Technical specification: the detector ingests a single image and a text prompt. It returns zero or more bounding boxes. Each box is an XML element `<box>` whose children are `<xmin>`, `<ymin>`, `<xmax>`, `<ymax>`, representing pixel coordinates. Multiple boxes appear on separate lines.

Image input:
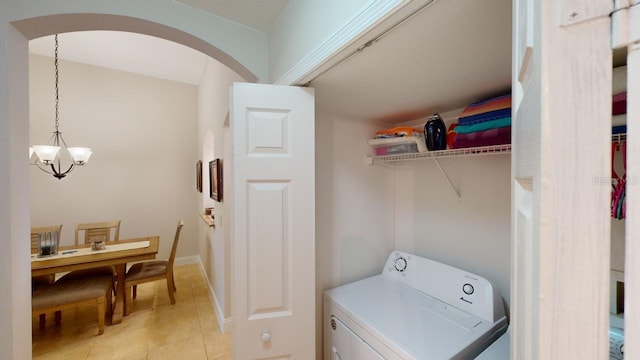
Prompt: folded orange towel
<box><xmin>375</xmin><ymin>126</ymin><xmax>423</xmax><ymax>138</ymax></box>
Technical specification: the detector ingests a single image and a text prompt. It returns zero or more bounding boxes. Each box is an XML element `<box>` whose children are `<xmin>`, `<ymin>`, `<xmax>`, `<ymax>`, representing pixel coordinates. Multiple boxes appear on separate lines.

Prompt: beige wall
<box><xmin>197</xmin><ymin>57</ymin><xmax>243</xmax><ymax>331</ymax></box>
<box><xmin>314</xmin><ymin>113</ymin><xmax>396</xmax><ymax>357</ymax></box>
<box><xmin>29</xmin><ymin>54</ymin><xmax>199</xmax><ymax>260</ymax></box>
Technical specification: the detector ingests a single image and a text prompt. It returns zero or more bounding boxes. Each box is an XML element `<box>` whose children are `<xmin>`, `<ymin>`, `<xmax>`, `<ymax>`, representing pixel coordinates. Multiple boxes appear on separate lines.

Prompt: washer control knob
<box><xmin>462</xmin><ymin>283</ymin><xmax>474</xmax><ymax>295</ymax></box>
<box><xmin>394</xmin><ymin>257</ymin><xmax>408</xmax><ymax>272</ymax></box>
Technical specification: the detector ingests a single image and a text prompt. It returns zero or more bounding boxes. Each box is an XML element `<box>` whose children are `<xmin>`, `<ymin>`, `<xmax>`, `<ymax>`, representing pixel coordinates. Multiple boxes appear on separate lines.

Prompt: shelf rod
<box><xmin>433</xmin><ymin>158</ymin><xmax>461</xmax><ymax>198</ymax></box>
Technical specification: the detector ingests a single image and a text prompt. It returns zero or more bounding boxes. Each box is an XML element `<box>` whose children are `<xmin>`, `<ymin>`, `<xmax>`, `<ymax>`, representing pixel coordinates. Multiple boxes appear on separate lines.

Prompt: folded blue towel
<box><xmin>454</xmin><ymin>117</ymin><xmax>512</xmax><ymax>134</ymax></box>
<box><xmin>458</xmin><ymin>108</ymin><xmax>512</xmax><ymax>126</ymax></box>
<box><xmin>612</xmin><ymin>125</ymin><xmax>627</xmax><ymax>134</ymax></box>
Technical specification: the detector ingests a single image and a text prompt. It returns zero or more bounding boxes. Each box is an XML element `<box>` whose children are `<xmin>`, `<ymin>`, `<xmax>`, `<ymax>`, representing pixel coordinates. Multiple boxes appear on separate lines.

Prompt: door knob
<box><xmin>262</xmin><ymin>330</ymin><xmax>271</xmax><ymax>342</ymax></box>
<box><xmin>332</xmin><ymin>346</ymin><xmax>341</xmax><ymax>360</ymax></box>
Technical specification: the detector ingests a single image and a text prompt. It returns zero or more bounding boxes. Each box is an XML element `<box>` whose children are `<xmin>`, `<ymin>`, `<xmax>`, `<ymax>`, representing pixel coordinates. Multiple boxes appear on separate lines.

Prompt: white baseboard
<box><xmin>192</xmin><ymin>256</ymin><xmax>233</xmax><ymax>333</ymax></box>
<box><xmin>174</xmin><ymin>255</ymin><xmax>199</xmax><ymax>267</ymax></box>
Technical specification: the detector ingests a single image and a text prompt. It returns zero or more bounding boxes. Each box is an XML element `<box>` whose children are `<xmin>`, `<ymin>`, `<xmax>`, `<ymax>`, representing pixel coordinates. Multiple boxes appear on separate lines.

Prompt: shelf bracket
<box><xmin>433</xmin><ymin>158</ymin><xmax>461</xmax><ymax>198</ymax></box>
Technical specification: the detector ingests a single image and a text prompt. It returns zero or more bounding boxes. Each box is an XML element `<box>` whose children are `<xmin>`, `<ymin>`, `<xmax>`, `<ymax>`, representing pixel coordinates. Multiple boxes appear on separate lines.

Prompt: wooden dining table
<box><xmin>31</xmin><ymin>236</ymin><xmax>159</xmax><ymax>324</ymax></box>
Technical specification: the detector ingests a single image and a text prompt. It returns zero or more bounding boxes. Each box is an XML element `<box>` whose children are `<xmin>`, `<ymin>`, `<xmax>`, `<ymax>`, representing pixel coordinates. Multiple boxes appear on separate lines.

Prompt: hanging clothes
<box><xmin>611</xmin><ymin>140</ymin><xmax>626</xmax><ymax>219</ymax></box>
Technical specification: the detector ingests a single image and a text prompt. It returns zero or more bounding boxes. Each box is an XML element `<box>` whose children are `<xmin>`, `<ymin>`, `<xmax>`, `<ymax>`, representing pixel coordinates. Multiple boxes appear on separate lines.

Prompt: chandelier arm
<box><xmin>51</xmin><ymin>157</ymin><xmax>74</xmax><ymax>179</ymax></box>
<box><xmin>58</xmin><ymin>163</ymin><xmax>74</xmax><ymax>176</ymax></box>
<box><xmin>32</xmin><ymin>155</ymin><xmax>76</xmax><ymax>179</ymax></box>
<box><xmin>32</xmin><ymin>158</ymin><xmax>74</xmax><ymax>178</ymax></box>
<box><xmin>46</xmin><ymin>132</ymin><xmax>57</xmax><ymax>144</ymax></box>
<box><xmin>34</xmin><ymin>162</ymin><xmax>55</xmax><ymax>176</ymax></box>
<box><xmin>56</xmin><ymin>131</ymin><xmax>68</xmax><ymax>148</ymax></box>
<box><xmin>52</xmin><ymin>164</ymin><xmax>74</xmax><ymax>179</ymax></box>
<box><xmin>32</xmin><ymin>160</ymin><xmax>73</xmax><ymax>179</ymax></box>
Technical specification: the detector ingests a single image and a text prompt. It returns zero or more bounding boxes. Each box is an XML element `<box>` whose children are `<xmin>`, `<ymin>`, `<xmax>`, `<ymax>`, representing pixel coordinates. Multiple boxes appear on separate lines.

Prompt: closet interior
<box><xmin>610</xmin><ymin>56</ymin><xmax>628</xmax><ymax>334</ymax></box>
<box><xmin>316</xmin><ymin>0</ymin><xmax>514</xmax><ymax>314</ymax></box>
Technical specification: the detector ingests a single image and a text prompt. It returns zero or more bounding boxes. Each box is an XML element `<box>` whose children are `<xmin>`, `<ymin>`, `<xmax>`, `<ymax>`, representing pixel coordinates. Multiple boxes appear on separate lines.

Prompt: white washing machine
<box><xmin>476</xmin><ymin>314</ymin><xmax>625</xmax><ymax>359</ymax></box>
<box><xmin>475</xmin><ymin>327</ymin><xmax>509</xmax><ymax>359</ymax></box>
<box><xmin>324</xmin><ymin>251</ymin><xmax>508</xmax><ymax>359</ymax></box>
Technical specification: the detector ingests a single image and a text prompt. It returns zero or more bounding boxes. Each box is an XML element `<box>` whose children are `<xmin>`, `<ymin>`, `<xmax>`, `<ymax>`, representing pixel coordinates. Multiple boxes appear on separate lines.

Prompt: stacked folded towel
<box><xmin>612</xmin><ymin>92</ymin><xmax>627</xmax><ymax>127</ymax></box>
<box><xmin>374</xmin><ymin>126</ymin><xmax>423</xmax><ymax>139</ymax></box>
<box><xmin>613</xmin><ymin>92</ymin><xmax>626</xmax><ymax>116</ymax></box>
<box><xmin>449</xmin><ymin>94</ymin><xmax>512</xmax><ymax>149</ymax></box>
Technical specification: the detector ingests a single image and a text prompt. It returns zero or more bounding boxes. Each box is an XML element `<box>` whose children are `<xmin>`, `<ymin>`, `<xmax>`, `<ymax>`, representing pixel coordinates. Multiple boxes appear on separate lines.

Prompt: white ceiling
<box><xmin>28</xmin><ymin>0</ymin><xmax>513</xmax><ymax>124</ymax></box>
<box><xmin>310</xmin><ymin>0</ymin><xmax>512</xmax><ymax>123</ymax></box>
<box><xmin>28</xmin><ymin>0</ymin><xmax>289</xmax><ymax>86</ymax></box>
<box><xmin>30</xmin><ymin>31</ymin><xmax>209</xmax><ymax>85</ymax></box>
<box><xmin>173</xmin><ymin>0</ymin><xmax>289</xmax><ymax>32</ymax></box>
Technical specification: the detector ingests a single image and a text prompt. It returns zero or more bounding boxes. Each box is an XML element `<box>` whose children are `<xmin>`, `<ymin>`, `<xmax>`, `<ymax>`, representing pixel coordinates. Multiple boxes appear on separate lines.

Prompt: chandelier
<box><xmin>30</xmin><ymin>34</ymin><xmax>92</xmax><ymax>179</ymax></box>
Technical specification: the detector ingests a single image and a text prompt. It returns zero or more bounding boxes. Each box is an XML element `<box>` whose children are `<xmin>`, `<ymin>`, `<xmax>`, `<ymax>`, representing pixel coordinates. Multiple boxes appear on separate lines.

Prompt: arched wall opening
<box><xmin>2</xmin><ymin>12</ymin><xmax>258</xmax><ymax>358</ymax></box>
<box><xmin>12</xmin><ymin>13</ymin><xmax>259</xmax><ymax>83</ymax></box>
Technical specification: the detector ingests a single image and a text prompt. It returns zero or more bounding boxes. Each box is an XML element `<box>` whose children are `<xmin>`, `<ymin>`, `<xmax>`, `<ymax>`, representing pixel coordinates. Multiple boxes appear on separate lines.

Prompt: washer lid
<box><xmin>325</xmin><ymin>275</ymin><xmax>507</xmax><ymax>359</ymax></box>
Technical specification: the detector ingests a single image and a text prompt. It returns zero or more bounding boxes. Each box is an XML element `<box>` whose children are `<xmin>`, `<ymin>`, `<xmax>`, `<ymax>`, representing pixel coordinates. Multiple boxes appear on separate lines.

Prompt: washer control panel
<box><xmin>383</xmin><ymin>251</ymin><xmax>504</xmax><ymax>323</ymax></box>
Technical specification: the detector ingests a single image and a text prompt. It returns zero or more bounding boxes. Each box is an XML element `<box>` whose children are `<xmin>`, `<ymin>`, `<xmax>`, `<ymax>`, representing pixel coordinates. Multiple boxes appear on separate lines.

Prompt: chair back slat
<box><xmin>75</xmin><ymin>221</ymin><xmax>121</xmax><ymax>245</ymax></box>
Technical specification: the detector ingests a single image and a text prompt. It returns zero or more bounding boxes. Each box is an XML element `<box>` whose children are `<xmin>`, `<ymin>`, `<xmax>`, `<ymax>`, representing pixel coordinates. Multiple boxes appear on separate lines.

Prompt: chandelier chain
<box><xmin>54</xmin><ymin>34</ymin><xmax>60</xmax><ymax>134</ymax></box>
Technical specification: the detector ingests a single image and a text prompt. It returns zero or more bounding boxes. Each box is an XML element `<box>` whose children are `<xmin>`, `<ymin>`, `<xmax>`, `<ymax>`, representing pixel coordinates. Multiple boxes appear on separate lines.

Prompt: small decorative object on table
<box><xmin>37</xmin><ymin>232</ymin><xmax>58</xmax><ymax>257</ymax></box>
<box><xmin>90</xmin><ymin>236</ymin><xmax>106</xmax><ymax>251</ymax></box>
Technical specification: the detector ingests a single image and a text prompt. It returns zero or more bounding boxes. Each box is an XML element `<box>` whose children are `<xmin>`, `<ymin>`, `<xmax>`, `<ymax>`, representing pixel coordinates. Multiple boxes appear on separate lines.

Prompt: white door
<box><xmin>626</xmin><ymin>42</ymin><xmax>640</xmax><ymax>360</ymax></box>
<box><xmin>613</xmin><ymin>2</ymin><xmax>640</xmax><ymax>357</ymax></box>
<box><xmin>230</xmin><ymin>82</ymin><xmax>315</xmax><ymax>359</ymax></box>
<box><xmin>511</xmin><ymin>0</ymin><xmax>611</xmax><ymax>359</ymax></box>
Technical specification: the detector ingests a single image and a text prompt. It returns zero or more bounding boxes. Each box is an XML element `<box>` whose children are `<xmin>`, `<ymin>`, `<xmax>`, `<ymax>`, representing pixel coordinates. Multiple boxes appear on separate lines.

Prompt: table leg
<box><xmin>112</xmin><ymin>263</ymin><xmax>126</xmax><ymax>324</ymax></box>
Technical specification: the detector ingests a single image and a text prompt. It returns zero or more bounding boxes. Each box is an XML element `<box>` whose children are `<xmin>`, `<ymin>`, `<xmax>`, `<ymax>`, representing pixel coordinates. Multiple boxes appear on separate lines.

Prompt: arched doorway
<box><xmin>12</xmin><ymin>13</ymin><xmax>259</xmax><ymax>83</ymax></box>
<box><xmin>1</xmin><ymin>9</ymin><xmax>260</xmax><ymax>358</ymax></box>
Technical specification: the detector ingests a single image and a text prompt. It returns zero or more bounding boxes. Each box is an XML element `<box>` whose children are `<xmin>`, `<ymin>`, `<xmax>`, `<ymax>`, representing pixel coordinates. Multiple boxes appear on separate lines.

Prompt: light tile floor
<box><xmin>32</xmin><ymin>264</ymin><xmax>232</xmax><ymax>360</ymax></box>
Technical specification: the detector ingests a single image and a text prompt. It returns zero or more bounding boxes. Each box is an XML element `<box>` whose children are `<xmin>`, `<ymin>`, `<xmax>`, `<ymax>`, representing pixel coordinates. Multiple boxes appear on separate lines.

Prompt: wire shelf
<box><xmin>368</xmin><ymin>144</ymin><xmax>512</xmax><ymax>165</ymax></box>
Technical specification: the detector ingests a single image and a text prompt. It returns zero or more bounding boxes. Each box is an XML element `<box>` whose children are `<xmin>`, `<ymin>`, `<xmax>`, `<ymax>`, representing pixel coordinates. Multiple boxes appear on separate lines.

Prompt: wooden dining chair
<box><xmin>65</xmin><ymin>220</ymin><xmax>122</xmax><ymax>281</ymax></box>
<box><xmin>75</xmin><ymin>220</ymin><xmax>121</xmax><ymax>245</ymax></box>
<box><xmin>30</xmin><ymin>224</ymin><xmax>63</xmax><ymax>255</ymax></box>
<box><xmin>124</xmin><ymin>220</ymin><xmax>184</xmax><ymax>315</ymax></box>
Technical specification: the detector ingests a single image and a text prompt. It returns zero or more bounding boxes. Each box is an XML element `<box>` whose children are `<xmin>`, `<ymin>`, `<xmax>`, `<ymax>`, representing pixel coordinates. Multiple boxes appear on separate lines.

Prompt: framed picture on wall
<box><xmin>209</xmin><ymin>159</ymin><xmax>223</xmax><ymax>202</ymax></box>
<box><xmin>196</xmin><ymin>160</ymin><xmax>203</xmax><ymax>193</ymax></box>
